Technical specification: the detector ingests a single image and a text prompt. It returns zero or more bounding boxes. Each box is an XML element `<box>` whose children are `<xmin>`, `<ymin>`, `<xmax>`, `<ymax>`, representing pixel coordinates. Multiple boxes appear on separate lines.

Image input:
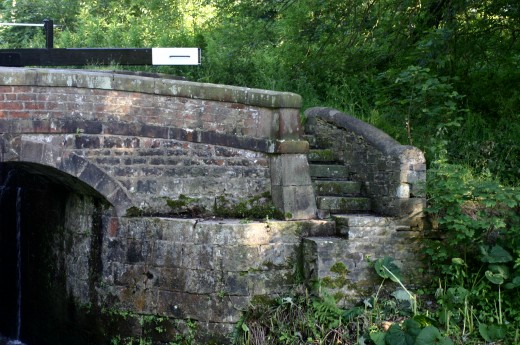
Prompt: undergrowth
<box><xmin>233</xmin><ymin>255</ymin><xmax>520</xmax><ymax>344</ymax></box>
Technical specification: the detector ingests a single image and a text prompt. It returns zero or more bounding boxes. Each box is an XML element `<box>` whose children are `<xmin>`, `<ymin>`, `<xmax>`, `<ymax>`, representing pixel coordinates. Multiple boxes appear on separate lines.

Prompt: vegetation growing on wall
<box><xmin>213</xmin><ymin>192</ymin><xmax>285</xmax><ymax>220</ymax></box>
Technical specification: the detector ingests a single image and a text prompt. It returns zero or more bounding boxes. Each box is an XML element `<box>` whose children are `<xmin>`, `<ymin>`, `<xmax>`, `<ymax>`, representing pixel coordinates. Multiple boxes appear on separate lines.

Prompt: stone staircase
<box><xmin>303</xmin><ymin>139</ymin><xmax>419</xmax><ymax>305</ymax></box>
<box><xmin>300</xmin><ymin>108</ymin><xmax>426</xmax><ymax>306</ymax></box>
<box><xmin>306</xmin><ymin>145</ymin><xmax>372</xmax><ymax>218</ymax></box>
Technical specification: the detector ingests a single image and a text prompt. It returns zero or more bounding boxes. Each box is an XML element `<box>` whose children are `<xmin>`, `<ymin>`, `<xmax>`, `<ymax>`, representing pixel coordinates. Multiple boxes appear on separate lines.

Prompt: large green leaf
<box><xmin>370</xmin><ymin>331</ymin><xmax>386</xmax><ymax>345</ymax></box>
<box><xmin>374</xmin><ymin>257</ymin><xmax>402</xmax><ymax>283</ymax></box>
<box><xmin>415</xmin><ymin>326</ymin><xmax>454</xmax><ymax>345</ymax></box>
<box><xmin>485</xmin><ymin>265</ymin><xmax>510</xmax><ymax>285</ymax></box>
<box><xmin>480</xmin><ymin>245</ymin><xmax>513</xmax><ymax>263</ymax></box>
<box><xmin>385</xmin><ymin>323</ymin><xmax>413</xmax><ymax>345</ymax></box>
<box><xmin>479</xmin><ymin>323</ymin><xmax>507</xmax><ymax>342</ymax></box>
<box><xmin>402</xmin><ymin>319</ymin><xmax>422</xmax><ymax>339</ymax></box>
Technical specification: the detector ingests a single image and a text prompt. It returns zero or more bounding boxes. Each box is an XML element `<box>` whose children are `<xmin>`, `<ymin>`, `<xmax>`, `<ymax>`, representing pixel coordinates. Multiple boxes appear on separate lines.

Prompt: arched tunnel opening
<box><xmin>0</xmin><ymin>162</ymin><xmax>112</xmax><ymax>344</ymax></box>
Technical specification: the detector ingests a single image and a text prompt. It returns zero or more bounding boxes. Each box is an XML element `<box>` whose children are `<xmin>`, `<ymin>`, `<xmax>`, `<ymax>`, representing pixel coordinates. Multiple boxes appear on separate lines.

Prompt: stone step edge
<box><xmin>332</xmin><ymin>214</ymin><xmax>412</xmax><ymax>237</ymax></box>
<box><xmin>313</xmin><ymin>180</ymin><xmax>362</xmax><ymax>197</ymax></box>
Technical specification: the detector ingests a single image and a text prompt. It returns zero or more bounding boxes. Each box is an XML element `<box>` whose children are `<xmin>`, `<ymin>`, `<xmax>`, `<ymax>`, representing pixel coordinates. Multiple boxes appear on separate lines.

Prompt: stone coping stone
<box><xmin>0</xmin><ymin>67</ymin><xmax>302</xmax><ymax>109</ymax></box>
<box><xmin>305</xmin><ymin>107</ymin><xmax>424</xmax><ymax>163</ymax></box>
<box><xmin>121</xmin><ymin>217</ymin><xmax>336</xmax><ymax>244</ymax></box>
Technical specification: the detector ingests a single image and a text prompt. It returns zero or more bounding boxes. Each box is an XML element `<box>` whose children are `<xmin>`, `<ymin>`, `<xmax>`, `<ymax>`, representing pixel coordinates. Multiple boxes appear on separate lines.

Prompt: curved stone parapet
<box><xmin>305</xmin><ymin>107</ymin><xmax>426</xmax><ymax>226</ymax></box>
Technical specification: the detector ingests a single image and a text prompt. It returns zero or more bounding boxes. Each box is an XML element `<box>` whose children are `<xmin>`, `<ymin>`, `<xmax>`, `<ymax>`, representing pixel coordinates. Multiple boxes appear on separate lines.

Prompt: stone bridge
<box><xmin>0</xmin><ymin>67</ymin><xmax>425</xmax><ymax>344</ymax></box>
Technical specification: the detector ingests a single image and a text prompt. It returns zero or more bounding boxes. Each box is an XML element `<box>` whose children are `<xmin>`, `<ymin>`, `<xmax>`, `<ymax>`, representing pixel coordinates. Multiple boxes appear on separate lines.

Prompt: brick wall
<box><xmin>0</xmin><ymin>67</ymin><xmax>316</xmax><ymax>219</ymax></box>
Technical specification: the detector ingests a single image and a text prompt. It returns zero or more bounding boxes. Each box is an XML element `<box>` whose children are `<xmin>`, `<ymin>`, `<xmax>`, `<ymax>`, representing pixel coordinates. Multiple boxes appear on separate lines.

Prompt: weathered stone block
<box><xmin>248</xmin><ymin>269</ymin><xmax>295</xmax><ymax>295</ymax></box>
<box><xmin>278</xmin><ymin>108</ymin><xmax>302</xmax><ymax>140</ymax></box>
<box><xmin>181</xmin><ymin>244</ymin><xmax>217</xmax><ymax>270</ymax></box>
<box><xmin>154</xmin><ymin>267</ymin><xmax>186</xmax><ymax>292</ymax></box>
<box><xmin>270</xmin><ymin>154</ymin><xmax>313</xmax><ymax>186</ymax></box>
<box><xmin>314</xmin><ymin>180</ymin><xmax>361</xmax><ymax>196</ymax></box>
<box><xmin>185</xmin><ymin>269</ymin><xmax>219</xmax><ymax>294</ymax></box>
<box><xmin>309</xmin><ymin>164</ymin><xmax>349</xmax><ymax>179</ymax></box>
<box><xmin>271</xmin><ymin>185</ymin><xmax>317</xmax><ymax>220</ymax></box>
<box><xmin>316</xmin><ymin>196</ymin><xmax>371</xmax><ymax>213</ymax></box>
<box><xmin>220</xmin><ymin>245</ymin><xmax>261</xmax><ymax>272</ymax></box>
<box><xmin>223</xmin><ymin>271</ymin><xmax>251</xmax><ymax>296</ymax></box>
<box><xmin>157</xmin><ymin>290</ymin><xmax>211</xmax><ymax>321</ymax></box>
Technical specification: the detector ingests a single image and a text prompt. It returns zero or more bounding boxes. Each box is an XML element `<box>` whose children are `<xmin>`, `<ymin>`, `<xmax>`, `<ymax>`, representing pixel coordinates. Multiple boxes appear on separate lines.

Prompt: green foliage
<box><xmin>425</xmin><ymin>162</ymin><xmax>520</xmax><ymax>342</ymax></box>
<box><xmin>375</xmin><ymin>65</ymin><xmax>466</xmax><ymax>162</ymax></box>
<box><xmin>125</xmin><ymin>206</ymin><xmax>145</xmax><ymax>217</ymax></box>
<box><xmin>100</xmin><ymin>307</ymin><xmax>197</xmax><ymax>345</ymax></box>
<box><xmin>426</xmin><ymin>162</ymin><xmax>520</xmax><ymax>270</ymax></box>
<box><xmin>165</xmin><ymin>194</ymin><xmax>205</xmax><ymax>216</ymax></box>
<box><xmin>234</xmin><ymin>258</ymin><xmax>457</xmax><ymax>345</ymax></box>
<box><xmin>213</xmin><ymin>192</ymin><xmax>284</xmax><ymax>220</ymax></box>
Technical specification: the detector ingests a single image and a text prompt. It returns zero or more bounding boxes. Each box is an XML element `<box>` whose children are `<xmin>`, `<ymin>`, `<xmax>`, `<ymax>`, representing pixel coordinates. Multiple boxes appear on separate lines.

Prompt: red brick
<box><xmin>107</xmin><ymin>217</ymin><xmax>119</xmax><ymax>239</ymax></box>
<box><xmin>16</xmin><ymin>93</ymin><xmax>36</xmax><ymax>101</ymax></box>
<box><xmin>1</xmin><ymin>101</ymin><xmax>23</xmax><ymax>111</ymax></box>
<box><xmin>9</xmin><ymin>111</ymin><xmax>30</xmax><ymax>119</ymax></box>
<box><xmin>24</xmin><ymin>102</ymin><xmax>46</xmax><ymax>110</ymax></box>
<box><xmin>0</xmin><ymin>86</ymin><xmax>14</xmax><ymax>93</ymax></box>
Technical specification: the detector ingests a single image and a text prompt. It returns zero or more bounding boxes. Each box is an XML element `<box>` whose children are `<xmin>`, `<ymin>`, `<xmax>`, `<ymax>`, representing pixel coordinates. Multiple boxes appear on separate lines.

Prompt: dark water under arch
<box><xmin>0</xmin><ymin>162</ymin><xmax>109</xmax><ymax>345</ymax></box>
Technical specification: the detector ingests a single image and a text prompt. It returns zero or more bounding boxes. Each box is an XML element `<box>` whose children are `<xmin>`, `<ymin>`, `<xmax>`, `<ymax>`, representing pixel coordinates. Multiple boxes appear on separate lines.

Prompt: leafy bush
<box><xmin>425</xmin><ymin>161</ymin><xmax>520</xmax><ymax>342</ymax></box>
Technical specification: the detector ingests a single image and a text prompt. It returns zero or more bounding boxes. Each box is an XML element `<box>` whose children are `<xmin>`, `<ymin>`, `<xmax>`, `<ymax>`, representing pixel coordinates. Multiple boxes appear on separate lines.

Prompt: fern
<box><xmin>312</xmin><ymin>294</ymin><xmax>344</xmax><ymax>329</ymax></box>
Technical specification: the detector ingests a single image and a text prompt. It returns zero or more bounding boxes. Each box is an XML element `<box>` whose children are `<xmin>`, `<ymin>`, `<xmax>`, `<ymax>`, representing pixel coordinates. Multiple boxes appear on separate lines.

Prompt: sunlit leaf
<box><xmin>374</xmin><ymin>257</ymin><xmax>402</xmax><ymax>282</ymax></box>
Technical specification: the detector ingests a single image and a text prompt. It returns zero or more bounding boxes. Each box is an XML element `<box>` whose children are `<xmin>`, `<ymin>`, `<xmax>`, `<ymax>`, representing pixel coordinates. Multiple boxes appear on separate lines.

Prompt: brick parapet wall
<box><xmin>0</xmin><ymin>90</ymin><xmax>302</xmax><ymax>154</ymax></box>
<box><xmin>0</xmin><ymin>68</ymin><xmax>316</xmax><ymax>219</ymax></box>
<box><xmin>305</xmin><ymin>107</ymin><xmax>426</xmax><ymax>226</ymax></box>
<box><xmin>0</xmin><ymin>68</ymin><xmax>304</xmax><ymax>149</ymax></box>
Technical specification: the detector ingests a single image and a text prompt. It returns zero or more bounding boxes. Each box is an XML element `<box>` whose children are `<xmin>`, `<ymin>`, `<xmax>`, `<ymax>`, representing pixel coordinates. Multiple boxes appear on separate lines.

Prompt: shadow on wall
<box><xmin>0</xmin><ymin>162</ymin><xmax>112</xmax><ymax>345</ymax></box>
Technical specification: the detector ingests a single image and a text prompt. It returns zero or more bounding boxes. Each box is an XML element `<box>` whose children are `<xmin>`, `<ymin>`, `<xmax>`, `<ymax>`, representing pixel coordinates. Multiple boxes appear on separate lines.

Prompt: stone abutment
<box><xmin>0</xmin><ymin>67</ymin><xmax>426</xmax><ymax>343</ymax></box>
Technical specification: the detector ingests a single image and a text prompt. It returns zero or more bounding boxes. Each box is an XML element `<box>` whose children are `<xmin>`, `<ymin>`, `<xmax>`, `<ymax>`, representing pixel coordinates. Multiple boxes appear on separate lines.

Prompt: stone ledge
<box><xmin>0</xmin><ymin>67</ymin><xmax>302</xmax><ymax>109</ymax></box>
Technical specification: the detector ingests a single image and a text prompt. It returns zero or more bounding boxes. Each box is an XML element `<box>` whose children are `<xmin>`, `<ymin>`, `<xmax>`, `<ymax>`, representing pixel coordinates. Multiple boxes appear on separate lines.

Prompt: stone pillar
<box><xmin>270</xmin><ymin>154</ymin><xmax>317</xmax><ymax>220</ymax></box>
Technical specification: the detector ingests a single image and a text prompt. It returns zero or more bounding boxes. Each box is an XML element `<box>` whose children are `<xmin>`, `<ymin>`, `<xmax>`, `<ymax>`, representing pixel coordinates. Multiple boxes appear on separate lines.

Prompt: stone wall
<box><xmin>303</xmin><ymin>215</ymin><xmax>425</xmax><ymax>306</ymax></box>
<box><xmin>18</xmin><ymin>133</ymin><xmax>273</xmax><ymax>215</ymax></box>
<box><xmin>0</xmin><ymin>69</ymin><xmax>429</xmax><ymax>343</ymax></box>
<box><xmin>305</xmin><ymin>107</ymin><xmax>426</xmax><ymax>226</ymax></box>
<box><xmin>98</xmin><ymin>217</ymin><xmax>335</xmax><ymax>342</ymax></box>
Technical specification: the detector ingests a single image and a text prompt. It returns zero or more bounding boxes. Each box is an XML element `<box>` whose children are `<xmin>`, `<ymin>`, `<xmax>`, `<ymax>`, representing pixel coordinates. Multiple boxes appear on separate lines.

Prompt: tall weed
<box><xmin>425</xmin><ymin>161</ymin><xmax>520</xmax><ymax>341</ymax></box>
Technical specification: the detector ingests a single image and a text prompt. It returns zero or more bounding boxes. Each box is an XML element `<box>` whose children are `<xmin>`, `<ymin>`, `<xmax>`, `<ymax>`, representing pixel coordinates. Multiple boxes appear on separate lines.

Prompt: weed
<box><xmin>213</xmin><ymin>192</ymin><xmax>285</xmax><ymax>220</ymax></box>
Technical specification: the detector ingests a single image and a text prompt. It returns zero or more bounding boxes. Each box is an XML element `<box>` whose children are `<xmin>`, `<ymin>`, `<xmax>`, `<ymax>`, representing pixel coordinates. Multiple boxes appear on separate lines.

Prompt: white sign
<box><xmin>152</xmin><ymin>48</ymin><xmax>200</xmax><ymax>65</ymax></box>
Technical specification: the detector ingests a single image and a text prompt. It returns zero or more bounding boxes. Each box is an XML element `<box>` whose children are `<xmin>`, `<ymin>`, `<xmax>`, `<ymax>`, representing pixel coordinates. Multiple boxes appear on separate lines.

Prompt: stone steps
<box><xmin>307</xmin><ymin>148</ymin><xmax>372</xmax><ymax>216</ymax></box>
<box><xmin>314</xmin><ymin>180</ymin><xmax>362</xmax><ymax>196</ymax></box>
<box><xmin>309</xmin><ymin>164</ymin><xmax>350</xmax><ymax>180</ymax></box>
<box><xmin>307</xmin><ymin>149</ymin><xmax>336</xmax><ymax>163</ymax></box>
<box><xmin>316</xmin><ymin>196</ymin><xmax>371</xmax><ymax>214</ymax></box>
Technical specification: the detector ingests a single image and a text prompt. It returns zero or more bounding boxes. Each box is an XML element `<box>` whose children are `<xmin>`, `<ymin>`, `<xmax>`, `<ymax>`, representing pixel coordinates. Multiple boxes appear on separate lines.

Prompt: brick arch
<box><xmin>17</xmin><ymin>136</ymin><xmax>133</xmax><ymax>215</ymax></box>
